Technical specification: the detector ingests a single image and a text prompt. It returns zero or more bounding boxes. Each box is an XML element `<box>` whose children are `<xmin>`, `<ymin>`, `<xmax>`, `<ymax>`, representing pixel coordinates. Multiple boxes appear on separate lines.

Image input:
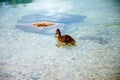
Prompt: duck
<box><xmin>56</xmin><ymin>28</ymin><xmax>76</xmax><ymax>46</ymax></box>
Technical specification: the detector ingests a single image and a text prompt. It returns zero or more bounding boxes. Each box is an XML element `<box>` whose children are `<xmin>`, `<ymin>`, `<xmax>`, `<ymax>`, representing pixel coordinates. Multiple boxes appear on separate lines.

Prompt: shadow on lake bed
<box><xmin>79</xmin><ymin>36</ymin><xmax>110</xmax><ymax>45</ymax></box>
<box><xmin>17</xmin><ymin>12</ymin><xmax>86</xmax><ymax>24</ymax></box>
<box><xmin>16</xmin><ymin>12</ymin><xmax>86</xmax><ymax>35</ymax></box>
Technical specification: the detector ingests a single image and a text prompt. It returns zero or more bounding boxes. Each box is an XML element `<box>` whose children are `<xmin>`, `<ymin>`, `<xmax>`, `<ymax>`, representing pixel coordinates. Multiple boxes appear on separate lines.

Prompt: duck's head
<box><xmin>56</xmin><ymin>28</ymin><xmax>61</xmax><ymax>37</ymax></box>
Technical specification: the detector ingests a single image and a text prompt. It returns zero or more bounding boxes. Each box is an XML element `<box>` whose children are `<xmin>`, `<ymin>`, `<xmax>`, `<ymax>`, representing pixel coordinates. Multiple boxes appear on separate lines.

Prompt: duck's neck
<box><xmin>57</xmin><ymin>29</ymin><xmax>61</xmax><ymax>37</ymax></box>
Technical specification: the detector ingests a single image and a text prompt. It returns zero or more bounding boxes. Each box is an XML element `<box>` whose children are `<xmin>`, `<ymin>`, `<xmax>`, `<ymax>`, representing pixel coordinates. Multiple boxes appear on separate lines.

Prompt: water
<box><xmin>0</xmin><ymin>0</ymin><xmax>120</xmax><ymax>80</ymax></box>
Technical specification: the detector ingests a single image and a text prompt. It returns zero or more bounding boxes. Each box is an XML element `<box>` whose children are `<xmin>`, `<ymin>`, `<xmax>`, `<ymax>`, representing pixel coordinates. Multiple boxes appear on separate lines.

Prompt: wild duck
<box><xmin>56</xmin><ymin>28</ymin><xmax>76</xmax><ymax>46</ymax></box>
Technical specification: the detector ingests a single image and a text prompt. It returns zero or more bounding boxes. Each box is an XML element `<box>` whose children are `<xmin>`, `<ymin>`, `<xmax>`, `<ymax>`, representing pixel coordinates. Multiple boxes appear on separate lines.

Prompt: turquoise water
<box><xmin>0</xmin><ymin>0</ymin><xmax>120</xmax><ymax>80</ymax></box>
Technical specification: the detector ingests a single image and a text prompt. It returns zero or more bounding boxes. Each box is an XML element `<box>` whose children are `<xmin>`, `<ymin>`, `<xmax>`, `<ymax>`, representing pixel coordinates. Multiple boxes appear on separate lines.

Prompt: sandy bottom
<box><xmin>0</xmin><ymin>0</ymin><xmax>120</xmax><ymax>80</ymax></box>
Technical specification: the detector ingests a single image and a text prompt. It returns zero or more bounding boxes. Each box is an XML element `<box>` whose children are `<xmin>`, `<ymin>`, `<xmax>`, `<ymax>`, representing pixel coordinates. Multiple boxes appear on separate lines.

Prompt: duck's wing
<box><xmin>65</xmin><ymin>35</ymin><xmax>75</xmax><ymax>42</ymax></box>
<box><xmin>59</xmin><ymin>35</ymin><xmax>75</xmax><ymax>42</ymax></box>
<box><xmin>58</xmin><ymin>35</ymin><xmax>67</xmax><ymax>42</ymax></box>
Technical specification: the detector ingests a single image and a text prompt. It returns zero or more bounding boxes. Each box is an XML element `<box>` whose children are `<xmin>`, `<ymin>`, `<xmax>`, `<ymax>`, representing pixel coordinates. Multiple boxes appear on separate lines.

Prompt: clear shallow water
<box><xmin>0</xmin><ymin>0</ymin><xmax>120</xmax><ymax>80</ymax></box>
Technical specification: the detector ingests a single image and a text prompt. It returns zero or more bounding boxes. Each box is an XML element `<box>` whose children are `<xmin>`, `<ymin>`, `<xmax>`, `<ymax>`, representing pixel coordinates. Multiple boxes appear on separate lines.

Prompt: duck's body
<box><xmin>56</xmin><ymin>29</ymin><xmax>76</xmax><ymax>46</ymax></box>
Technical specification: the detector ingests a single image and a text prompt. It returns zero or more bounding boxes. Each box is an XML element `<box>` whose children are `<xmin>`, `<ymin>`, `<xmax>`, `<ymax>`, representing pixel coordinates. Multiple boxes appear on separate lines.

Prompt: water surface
<box><xmin>0</xmin><ymin>0</ymin><xmax>120</xmax><ymax>80</ymax></box>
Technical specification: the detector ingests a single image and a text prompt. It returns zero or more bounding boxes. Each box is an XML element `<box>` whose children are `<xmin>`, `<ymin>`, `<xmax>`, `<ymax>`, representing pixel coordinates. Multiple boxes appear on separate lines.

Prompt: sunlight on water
<box><xmin>0</xmin><ymin>0</ymin><xmax>120</xmax><ymax>80</ymax></box>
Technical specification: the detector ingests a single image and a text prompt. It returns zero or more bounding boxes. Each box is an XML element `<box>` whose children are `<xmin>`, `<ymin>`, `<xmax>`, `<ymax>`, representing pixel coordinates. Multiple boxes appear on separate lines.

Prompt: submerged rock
<box><xmin>33</xmin><ymin>22</ymin><xmax>54</xmax><ymax>27</ymax></box>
